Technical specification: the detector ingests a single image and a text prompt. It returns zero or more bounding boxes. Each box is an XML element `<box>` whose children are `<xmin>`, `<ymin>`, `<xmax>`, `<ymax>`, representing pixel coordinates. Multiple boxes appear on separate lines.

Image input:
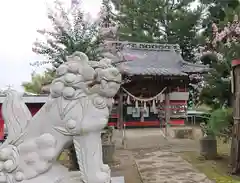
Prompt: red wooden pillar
<box><xmin>0</xmin><ymin>104</ymin><xmax>4</xmax><ymax>140</ymax></box>
<box><xmin>230</xmin><ymin>59</ymin><xmax>240</xmax><ymax>174</ymax></box>
<box><xmin>117</xmin><ymin>89</ymin><xmax>123</xmax><ymax>130</ymax></box>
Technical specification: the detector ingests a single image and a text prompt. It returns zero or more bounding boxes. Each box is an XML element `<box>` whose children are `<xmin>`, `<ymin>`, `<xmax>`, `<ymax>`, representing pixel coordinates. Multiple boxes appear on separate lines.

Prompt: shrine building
<box><xmin>108</xmin><ymin>41</ymin><xmax>208</xmax><ymax>127</ymax></box>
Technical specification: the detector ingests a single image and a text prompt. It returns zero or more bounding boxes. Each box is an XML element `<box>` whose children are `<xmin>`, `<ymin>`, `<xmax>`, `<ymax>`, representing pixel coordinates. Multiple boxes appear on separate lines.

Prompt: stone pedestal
<box><xmin>102</xmin><ymin>144</ymin><xmax>115</xmax><ymax>164</ymax></box>
<box><xmin>169</xmin><ymin>127</ymin><xmax>193</xmax><ymax>139</ymax></box>
<box><xmin>199</xmin><ymin>136</ymin><xmax>217</xmax><ymax>159</ymax></box>
<box><xmin>111</xmin><ymin>177</ymin><xmax>125</xmax><ymax>183</ymax></box>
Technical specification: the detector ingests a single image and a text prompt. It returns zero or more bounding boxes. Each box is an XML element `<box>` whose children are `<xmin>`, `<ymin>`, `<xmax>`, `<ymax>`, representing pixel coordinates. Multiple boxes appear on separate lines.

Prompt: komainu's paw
<box><xmin>89</xmin><ymin>171</ymin><xmax>110</xmax><ymax>183</ymax></box>
<box><xmin>101</xmin><ymin>164</ymin><xmax>110</xmax><ymax>174</ymax></box>
<box><xmin>0</xmin><ymin>145</ymin><xmax>19</xmax><ymax>173</ymax></box>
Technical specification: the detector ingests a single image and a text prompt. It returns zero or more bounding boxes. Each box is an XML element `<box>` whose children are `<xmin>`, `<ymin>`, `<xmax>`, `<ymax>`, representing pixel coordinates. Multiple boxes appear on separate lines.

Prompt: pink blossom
<box><xmin>212</xmin><ymin>23</ymin><xmax>218</xmax><ymax>33</ymax></box>
<box><xmin>210</xmin><ymin>16</ymin><xmax>240</xmax><ymax>49</ymax></box>
<box><xmin>235</xmin><ymin>27</ymin><xmax>240</xmax><ymax>34</ymax></box>
<box><xmin>201</xmin><ymin>14</ymin><xmax>240</xmax><ymax>62</ymax></box>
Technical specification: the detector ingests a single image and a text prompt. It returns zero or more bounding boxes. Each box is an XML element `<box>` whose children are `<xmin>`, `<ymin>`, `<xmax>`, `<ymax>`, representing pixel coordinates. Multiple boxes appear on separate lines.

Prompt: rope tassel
<box><xmin>127</xmin><ymin>95</ymin><xmax>131</xmax><ymax>104</ymax></box>
<box><xmin>143</xmin><ymin>101</ymin><xmax>147</xmax><ymax>110</ymax></box>
<box><xmin>152</xmin><ymin>100</ymin><xmax>157</xmax><ymax>113</ymax></box>
<box><xmin>159</xmin><ymin>94</ymin><xmax>164</xmax><ymax>103</ymax></box>
<box><xmin>135</xmin><ymin>100</ymin><xmax>139</xmax><ymax>108</ymax></box>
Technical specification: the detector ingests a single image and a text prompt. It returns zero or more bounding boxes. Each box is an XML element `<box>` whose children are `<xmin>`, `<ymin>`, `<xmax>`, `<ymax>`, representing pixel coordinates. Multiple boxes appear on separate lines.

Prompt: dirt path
<box><xmin>112</xmin><ymin>128</ymin><xmax>212</xmax><ymax>183</ymax></box>
<box><xmin>134</xmin><ymin>150</ymin><xmax>212</xmax><ymax>183</ymax></box>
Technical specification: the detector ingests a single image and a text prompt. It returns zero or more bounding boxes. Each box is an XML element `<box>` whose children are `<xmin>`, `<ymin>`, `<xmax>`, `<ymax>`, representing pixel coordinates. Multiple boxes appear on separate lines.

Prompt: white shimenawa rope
<box><xmin>121</xmin><ymin>87</ymin><xmax>167</xmax><ymax>102</ymax></box>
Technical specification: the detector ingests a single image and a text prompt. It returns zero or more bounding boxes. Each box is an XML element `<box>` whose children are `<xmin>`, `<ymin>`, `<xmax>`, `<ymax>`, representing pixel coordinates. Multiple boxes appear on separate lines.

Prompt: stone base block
<box><xmin>169</xmin><ymin>127</ymin><xmax>193</xmax><ymax>139</ymax></box>
<box><xmin>111</xmin><ymin>176</ymin><xmax>125</xmax><ymax>183</ymax></box>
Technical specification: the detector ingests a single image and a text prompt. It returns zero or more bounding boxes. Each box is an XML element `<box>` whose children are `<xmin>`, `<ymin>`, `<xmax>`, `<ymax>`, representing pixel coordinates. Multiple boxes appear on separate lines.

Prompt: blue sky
<box><xmin>0</xmin><ymin>0</ymin><xmax>101</xmax><ymax>91</ymax></box>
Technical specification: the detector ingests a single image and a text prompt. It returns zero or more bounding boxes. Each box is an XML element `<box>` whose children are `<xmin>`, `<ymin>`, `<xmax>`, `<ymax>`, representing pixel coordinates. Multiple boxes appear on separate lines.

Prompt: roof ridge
<box><xmin>107</xmin><ymin>41</ymin><xmax>181</xmax><ymax>52</ymax></box>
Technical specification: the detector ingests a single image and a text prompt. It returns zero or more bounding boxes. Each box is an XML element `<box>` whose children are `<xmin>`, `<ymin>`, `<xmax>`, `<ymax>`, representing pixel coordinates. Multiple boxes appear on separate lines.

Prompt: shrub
<box><xmin>208</xmin><ymin>108</ymin><xmax>233</xmax><ymax>142</ymax></box>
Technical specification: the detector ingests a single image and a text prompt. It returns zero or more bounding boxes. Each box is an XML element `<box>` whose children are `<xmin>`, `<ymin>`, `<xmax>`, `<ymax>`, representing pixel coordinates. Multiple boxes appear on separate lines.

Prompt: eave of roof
<box><xmin>180</xmin><ymin>61</ymin><xmax>210</xmax><ymax>74</ymax></box>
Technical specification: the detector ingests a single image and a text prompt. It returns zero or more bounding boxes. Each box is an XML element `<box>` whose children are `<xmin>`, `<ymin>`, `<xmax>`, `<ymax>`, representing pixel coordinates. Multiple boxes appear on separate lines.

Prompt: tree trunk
<box><xmin>230</xmin><ymin>60</ymin><xmax>240</xmax><ymax>174</ymax></box>
<box><xmin>199</xmin><ymin>135</ymin><xmax>217</xmax><ymax>159</ymax></box>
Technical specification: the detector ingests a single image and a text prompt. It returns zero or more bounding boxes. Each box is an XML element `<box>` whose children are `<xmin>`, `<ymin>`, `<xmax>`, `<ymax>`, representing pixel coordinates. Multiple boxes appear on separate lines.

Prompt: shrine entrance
<box><xmin>116</xmin><ymin>72</ymin><xmax>189</xmax><ymax>140</ymax></box>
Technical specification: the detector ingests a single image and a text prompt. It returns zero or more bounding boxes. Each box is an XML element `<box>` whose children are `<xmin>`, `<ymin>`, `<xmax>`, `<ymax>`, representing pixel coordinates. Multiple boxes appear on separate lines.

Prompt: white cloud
<box><xmin>0</xmin><ymin>0</ymin><xmax>101</xmax><ymax>91</ymax></box>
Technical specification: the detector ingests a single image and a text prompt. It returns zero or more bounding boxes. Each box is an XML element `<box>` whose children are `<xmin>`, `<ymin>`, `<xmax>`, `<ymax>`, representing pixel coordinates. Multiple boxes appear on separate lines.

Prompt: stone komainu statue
<box><xmin>0</xmin><ymin>52</ymin><xmax>121</xmax><ymax>183</ymax></box>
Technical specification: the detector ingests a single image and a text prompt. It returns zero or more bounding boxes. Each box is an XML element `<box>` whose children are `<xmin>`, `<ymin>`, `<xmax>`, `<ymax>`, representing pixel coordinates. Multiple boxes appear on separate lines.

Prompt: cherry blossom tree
<box><xmin>31</xmin><ymin>0</ymin><xmax>102</xmax><ymax>68</ymax></box>
<box><xmin>199</xmin><ymin>14</ymin><xmax>240</xmax><ymax>109</ymax></box>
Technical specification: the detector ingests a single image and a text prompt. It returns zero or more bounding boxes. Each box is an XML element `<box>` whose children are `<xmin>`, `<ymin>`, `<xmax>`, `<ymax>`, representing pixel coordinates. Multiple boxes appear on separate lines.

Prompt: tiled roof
<box><xmin>117</xmin><ymin>49</ymin><xmax>187</xmax><ymax>76</ymax></box>
<box><xmin>118</xmin><ymin>64</ymin><xmax>187</xmax><ymax>76</ymax></box>
<box><xmin>115</xmin><ymin>43</ymin><xmax>208</xmax><ymax>76</ymax></box>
